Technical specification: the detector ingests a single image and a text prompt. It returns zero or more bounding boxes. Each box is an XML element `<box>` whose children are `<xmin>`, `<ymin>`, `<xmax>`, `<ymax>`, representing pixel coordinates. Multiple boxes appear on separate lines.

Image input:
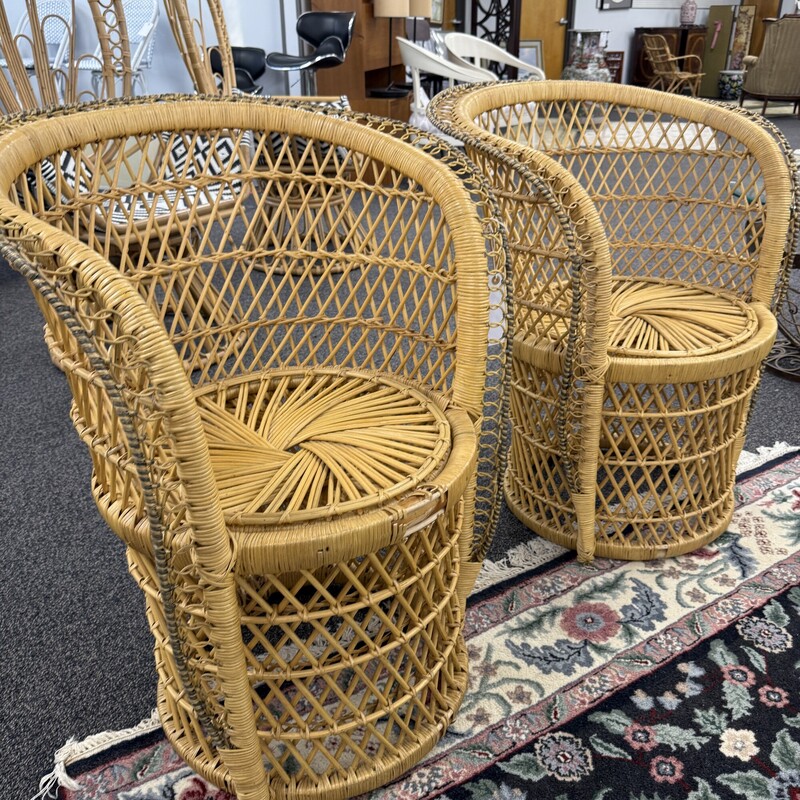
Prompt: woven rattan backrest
<box><xmin>86</xmin><ymin>0</ymin><xmax>134</xmax><ymax>97</ymax></box>
<box><xmin>163</xmin><ymin>0</ymin><xmax>235</xmax><ymax>94</ymax></box>
<box><xmin>0</xmin><ymin>94</ymin><xmax>508</xmax><ymax>563</ymax></box>
<box><xmin>429</xmin><ymin>80</ymin><xmax>795</xmax><ymax>308</ymax></box>
<box><xmin>641</xmin><ymin>33</ymin><xmax>680</xmax><ymax>78</ymax></box>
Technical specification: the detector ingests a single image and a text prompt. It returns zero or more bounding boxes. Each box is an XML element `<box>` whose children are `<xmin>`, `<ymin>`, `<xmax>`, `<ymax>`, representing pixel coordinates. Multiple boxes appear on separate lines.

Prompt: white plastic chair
<box><xmin>0</xmin><ymin>0</ymin><xmax>72</xmax><ymax>72</ymax></box>
<box><xmin>76</xmin><ymin>0</ymin><xmax>160</xmax><ymax>96</ymax></box>
<box><xmin>397</xmin><ymin>36</ymin><xmax>494</xmax><ymax>146</ymax></box>
<box><xmin>444</xmin><ymin>31</ymin><xmax>545</xmax><ymax>80</ymax></box>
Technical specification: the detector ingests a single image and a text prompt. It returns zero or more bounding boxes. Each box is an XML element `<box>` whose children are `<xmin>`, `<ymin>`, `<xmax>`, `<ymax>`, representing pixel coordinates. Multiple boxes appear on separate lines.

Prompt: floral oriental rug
<box><xmin>42</xmin><ymin>445</ymin><xmax>800</xmax><ymax>800</ymax></box>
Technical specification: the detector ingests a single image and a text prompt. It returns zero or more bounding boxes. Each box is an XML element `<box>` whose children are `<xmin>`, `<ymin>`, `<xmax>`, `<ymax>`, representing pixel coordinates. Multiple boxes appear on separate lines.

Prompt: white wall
<box><xmin>1</xmin><ymin>0</ymin><xmax>302</xmax><ymax>96</ymax></box>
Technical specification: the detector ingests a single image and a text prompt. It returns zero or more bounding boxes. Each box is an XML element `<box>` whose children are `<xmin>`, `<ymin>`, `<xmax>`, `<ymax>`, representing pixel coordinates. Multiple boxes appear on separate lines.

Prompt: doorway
<box><xmin>519</xmin><ymin>0</ymin><xmax>570</xmax><ymax>79</ymax></box>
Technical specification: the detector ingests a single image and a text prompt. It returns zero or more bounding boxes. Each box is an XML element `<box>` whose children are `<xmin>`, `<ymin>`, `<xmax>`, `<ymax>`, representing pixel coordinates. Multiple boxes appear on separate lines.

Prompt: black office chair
<box><xmin>209</xmin><ymin>45</ymin><xmax>267</xmax><ymax>94</ymax></box>
<box><xmin>266</xmin><ymin>11</ymin><xmax>355</xmax><ymax>94</ymax></box>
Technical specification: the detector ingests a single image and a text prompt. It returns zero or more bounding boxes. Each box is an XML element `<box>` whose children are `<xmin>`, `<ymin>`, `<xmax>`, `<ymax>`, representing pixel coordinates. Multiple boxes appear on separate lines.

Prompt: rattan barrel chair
<box><xmin>0</xmin><ymin>95</ymin><xmax>509</xmax><ymax>799</ymax></box>
<box><xmin>641</xmin><ymin>33</ymin><xmax>704</xmax><ymax>96</ymax></box>
<box><xmin>429</xmin><ymin>80</ymin><xmax>798</xmax><ymax>562</ymax></box>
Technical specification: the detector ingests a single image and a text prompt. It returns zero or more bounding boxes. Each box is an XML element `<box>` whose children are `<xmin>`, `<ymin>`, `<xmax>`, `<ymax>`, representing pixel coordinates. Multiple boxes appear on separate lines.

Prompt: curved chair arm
<box><xmin>444</xmin><ymin>31</ymin><xmax>545</xmax><ymax>80</ymax></box>
<box><xmin>671</xmin><ymin>53</ymin><xmax>703</xmax><ymax>71</ymax></box>
<box><xmin>429</xmin><ymin>84</ymin><xmax>613</xmax><ymax>562</ymax></box>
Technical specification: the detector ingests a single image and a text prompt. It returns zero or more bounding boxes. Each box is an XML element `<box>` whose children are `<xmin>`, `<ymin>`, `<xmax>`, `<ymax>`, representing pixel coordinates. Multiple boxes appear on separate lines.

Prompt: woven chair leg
<box><xmin>573</xmin><ymin>491</ymin><xmax>597</xmax><ymax>564</ymax></box>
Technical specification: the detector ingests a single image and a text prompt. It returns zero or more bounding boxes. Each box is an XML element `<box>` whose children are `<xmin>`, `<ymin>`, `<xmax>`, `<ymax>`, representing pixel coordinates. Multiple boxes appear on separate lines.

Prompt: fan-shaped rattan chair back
<box><xmin>642</xmin><ymin>33</ymin><xmax>704</xmax><ymax>96</ymax></box>
<box><xmin>429</xmin><ymin>80</ymin><xmax>798</xmax><ymax>561</ymax></box>
<box><xmin>79</xmin><ymin>0</ymin><xmax>160</xmax><ymax>97</ymax></box>
<box><xmin>0</xmin><ymin>0</ymin><xmax>76</xmax><ymax>110</ymax></box>
<box><xmin>0</xmin><ymin>95</ymin><xmax>508</xmax><ymax>799</ymax></box>
<box><xmin>163</xmin><ymin>0</ymin><xmax>235</xmax><ymax>94</ymax></box>
<box><xmin>12</xmin><ymin>0</ymin><xmax>72</xmax><ymax>69</ymax></box>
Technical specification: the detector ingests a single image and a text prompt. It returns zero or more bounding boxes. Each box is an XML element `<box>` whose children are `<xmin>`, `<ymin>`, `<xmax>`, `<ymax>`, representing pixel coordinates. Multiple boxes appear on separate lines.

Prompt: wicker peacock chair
<box><xmin>429</xmin><ymin>80</ymin><xmax>798</xmax><ymax>562</ymax></box>
<box><xmin>0</xmin><ymin>94</ymin><xmax>509</xmax><ymax>799</ymax></box>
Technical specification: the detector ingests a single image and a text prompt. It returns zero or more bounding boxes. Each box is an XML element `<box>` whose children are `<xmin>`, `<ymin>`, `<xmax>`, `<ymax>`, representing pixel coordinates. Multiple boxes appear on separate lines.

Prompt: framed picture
<box><xmin>599</xmin><ymin>0</ymin><xmax>633</xmax><ymax>9</ymax></box>
<box><xmin>518</xmin><ymin>39</ymin><xmax>543</xmax><ymax>71</ymax></box>
<box><xmin>430</xmin><ymin>0</ymin><xmax>443</xmax><ymax>24</ymax></box>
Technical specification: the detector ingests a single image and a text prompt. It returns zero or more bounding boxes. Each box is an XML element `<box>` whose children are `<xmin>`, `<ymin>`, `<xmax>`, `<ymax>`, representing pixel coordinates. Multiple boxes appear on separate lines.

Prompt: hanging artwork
<box><xmin>518</xmin><ymin>39</ymin><xmax>543</xmax><ymax>70</ymax></box>
<box><xmin>729</xmin><ymin>5</ymin><xmax>755</xmax><ymax>70</ymax></box>
<box><xmin>599</xmin><ymin>0</ymin><xmax>633</xmax><ymax>9</ymax></box>
<box><xmin>699</xmin><ymin>5</ymin><xmax>737</xmax><ymax>97</ymax></box>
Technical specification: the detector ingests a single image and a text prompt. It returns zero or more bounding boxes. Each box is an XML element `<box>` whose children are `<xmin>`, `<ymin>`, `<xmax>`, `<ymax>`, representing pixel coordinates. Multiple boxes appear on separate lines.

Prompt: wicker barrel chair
<box><xmin>0</xmin><ymin>96</ymin><xmax>508</xmax><ymax>799</ymax></box>
<box><xmin>429</xmin><ymin>80</ymin><xmax>797</xmax><ymax>562</ymax></box>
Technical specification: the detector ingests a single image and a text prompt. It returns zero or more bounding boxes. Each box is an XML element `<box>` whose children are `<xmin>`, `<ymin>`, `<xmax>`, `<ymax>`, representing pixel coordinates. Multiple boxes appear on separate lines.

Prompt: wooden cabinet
<box><xmin>311</xmin><ymin>0</ymin><xmax>410</xmax><ymax>121</ymax></box>
<box><xmin>631</xmin><ymin>26</ymin><xmax>707</xmax><ymax>87</ymax></box>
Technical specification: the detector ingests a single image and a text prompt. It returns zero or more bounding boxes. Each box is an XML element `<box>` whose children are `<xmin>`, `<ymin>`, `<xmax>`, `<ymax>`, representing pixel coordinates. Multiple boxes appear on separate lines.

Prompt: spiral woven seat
<box><xmin>198</xmin><ymin>368</ymin><xmax>455</xmax><ymax>524</ymax></box>
<box><xmin>525</xmin><ymin>278</ymin><xmax>756</xmax><ymax>356</ymax></box>
<box><xmin>429</xmin><ymin>80</ymin><xmax>797</xmax><ymax>561</ymax></box>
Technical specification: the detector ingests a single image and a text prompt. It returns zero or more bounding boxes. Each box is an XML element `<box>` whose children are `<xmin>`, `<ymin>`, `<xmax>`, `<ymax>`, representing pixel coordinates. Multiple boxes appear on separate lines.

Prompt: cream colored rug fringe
<box><xmin>31</xmin><ymin>443</ymin><xmax>798</xmax><ymax>798</ymax></box>
<box><xmin>32</xmin><ymin>709</ymin><xmax>161</xmax><ymax>799</ymax></box>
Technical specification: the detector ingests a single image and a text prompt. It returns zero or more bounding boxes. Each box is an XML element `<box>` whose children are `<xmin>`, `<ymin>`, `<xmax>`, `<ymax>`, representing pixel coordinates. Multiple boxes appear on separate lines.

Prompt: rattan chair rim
<box><xmin>0</xmin><ymin>94</ymin><xmax>492</xmax><ymax>407</ymax></box>
<box><xmin>428</xmin><ymin>79</ymin><xmax>793</xmax><ymax>306</ymax></box>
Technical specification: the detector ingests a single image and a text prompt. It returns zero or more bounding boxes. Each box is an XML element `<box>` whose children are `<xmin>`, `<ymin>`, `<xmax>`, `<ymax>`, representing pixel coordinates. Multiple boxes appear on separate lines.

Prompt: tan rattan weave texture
<box><xmin>429</xmin><ymin>80</ymin><xmax>798</xmax><ymax>562</ymax></box>
<box><xmin>163</xmin><ymin>0</ymin><xmax>235</xmax><ymax>95</ymax></box>
<box><xmin>0</xmin><ymin>96</ymin><xmax>509</xmax><ymax>799</ymax></box>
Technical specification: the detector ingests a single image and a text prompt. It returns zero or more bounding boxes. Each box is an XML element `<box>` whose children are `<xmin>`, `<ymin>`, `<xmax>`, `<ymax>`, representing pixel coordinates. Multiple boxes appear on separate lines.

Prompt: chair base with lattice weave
<box><xmin>91</xmin><ymin>366</ymin><xmax>475</xmax><ymax>799</ymax></box>
<box><xmin>505</xmin><ymin>280</ymin><xmax>778</xmax><ymax>560</ymax></box>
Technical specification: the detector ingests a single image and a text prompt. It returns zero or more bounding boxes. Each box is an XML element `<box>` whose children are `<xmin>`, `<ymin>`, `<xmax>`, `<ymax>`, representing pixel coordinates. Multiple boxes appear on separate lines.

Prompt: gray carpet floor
<box><xmin>1</xmin><ymin>107</ymin><xmax>799</xmax><ymax>800</ymax></box>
